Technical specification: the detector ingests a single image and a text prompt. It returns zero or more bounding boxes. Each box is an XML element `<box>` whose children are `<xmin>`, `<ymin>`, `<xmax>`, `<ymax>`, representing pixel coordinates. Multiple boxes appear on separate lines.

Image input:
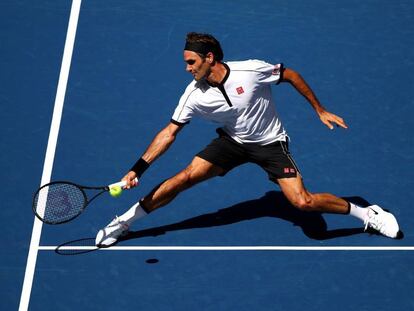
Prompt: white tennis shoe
<box><xmin>95</xmin><ymin>216</ymin><xmax>129</xmax><ymax>247</ymax></box>
<box><xmin>364</xmin><ymin>205</ymin><xmax>400</xmax><ymax>238</ymax></box>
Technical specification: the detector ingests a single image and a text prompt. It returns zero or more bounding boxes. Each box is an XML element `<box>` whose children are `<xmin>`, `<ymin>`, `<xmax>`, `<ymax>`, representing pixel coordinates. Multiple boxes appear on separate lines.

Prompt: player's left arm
<box><xmin>281</xmin><ymin>67</ymin><xmax>348</xmax><ymax>130</ymax></box>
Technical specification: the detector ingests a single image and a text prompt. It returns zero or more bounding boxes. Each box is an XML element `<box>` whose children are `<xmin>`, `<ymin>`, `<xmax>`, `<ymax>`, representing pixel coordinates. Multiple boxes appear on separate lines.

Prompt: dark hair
<box><xmin>185</xmin><ymin>32</ymin><xmax>224</xmax><ymax>61</ymax></box>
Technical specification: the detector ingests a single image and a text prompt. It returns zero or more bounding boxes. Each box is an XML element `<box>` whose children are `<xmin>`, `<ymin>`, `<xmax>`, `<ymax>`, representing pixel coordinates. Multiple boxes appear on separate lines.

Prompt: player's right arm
<box><xmin>124</xmin><ymin>81</ymin><xmax>196</xmax><ymax>188</ymax></box>
<box><xmin>123</xmin><ymin>122</ymin><xmax>184</xmax><ymax>188</ymax></box>
<box><xmin>141</xmin><ymin>122</ymin><xmax>183</xmax><ymax>164</ymax></box>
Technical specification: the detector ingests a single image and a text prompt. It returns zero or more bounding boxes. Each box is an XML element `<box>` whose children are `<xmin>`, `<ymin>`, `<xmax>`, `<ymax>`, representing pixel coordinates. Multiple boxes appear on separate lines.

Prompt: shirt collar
<box><xmin>206</xmin><ymin>62</ymin><xmax>230</xmax><ymax>87</ymax></box>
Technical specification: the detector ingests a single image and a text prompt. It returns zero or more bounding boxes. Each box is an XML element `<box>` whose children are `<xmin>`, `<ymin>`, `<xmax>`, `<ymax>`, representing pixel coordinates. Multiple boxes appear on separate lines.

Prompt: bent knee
<box><xmin>290</xmin><ymin>193</ymin><xmax>315</xmax><ymax>211</ymax></box>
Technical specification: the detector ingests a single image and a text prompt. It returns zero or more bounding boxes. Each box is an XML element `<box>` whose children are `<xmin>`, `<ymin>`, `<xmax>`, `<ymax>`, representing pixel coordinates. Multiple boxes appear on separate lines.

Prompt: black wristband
<box><xmin>130</xmin><ymin>158</ymin><xmax>150</xmax><ymax>178</ymax></box>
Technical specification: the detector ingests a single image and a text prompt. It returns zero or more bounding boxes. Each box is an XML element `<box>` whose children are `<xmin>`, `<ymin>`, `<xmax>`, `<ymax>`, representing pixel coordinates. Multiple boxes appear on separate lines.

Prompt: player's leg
<box><xmin>251</xmin><ymin>140</ymin><xmax>349</xmax><ymax>214</ymax></box>
<box><xmin>277</xmin><ymin>176</ymin><xmax>349</xmax><ymax>214</ymax></box>
<box><xmin>95</xmin><ymin>157</ymin><xmax>224</xmax><ymax>246</ymax></box>
<box><xmin>96</xmin><ymin>131</ymin><xmax>247</xmax><ymax>246</ymax></box>
<box><xmin>254</xmin><ymin>140</ymin><xmax>400</xmax><ymax>238</ymax></box>
<box><xmin>277</xmin><ymin>175</ymin><xmax>400</xmax><ymax>238</ymax></box>
<box><xmin>141</xmin><ymin>156</ymin><xmax>225</xmax><ymax>212</ymax></box>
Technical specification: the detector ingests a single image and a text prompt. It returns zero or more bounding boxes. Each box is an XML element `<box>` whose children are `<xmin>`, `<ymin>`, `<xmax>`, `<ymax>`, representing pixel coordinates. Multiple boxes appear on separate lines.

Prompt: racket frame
<box><xmin>32</xmin><ymin>179</ymin><xmax>135</xmax><ymax>225</ymax></box>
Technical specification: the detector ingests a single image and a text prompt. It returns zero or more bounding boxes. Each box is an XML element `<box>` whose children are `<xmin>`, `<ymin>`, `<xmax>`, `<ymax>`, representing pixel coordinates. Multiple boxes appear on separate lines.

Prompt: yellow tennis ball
<box><xmin>109</xmin><ymin>185</ymin><xmax>123</xmax><ymax>198</ymax></box>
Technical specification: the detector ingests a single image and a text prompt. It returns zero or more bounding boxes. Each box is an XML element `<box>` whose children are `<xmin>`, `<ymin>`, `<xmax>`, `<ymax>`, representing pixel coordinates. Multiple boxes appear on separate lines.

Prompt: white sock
<box><xmin>118</xmin><ymin>201</ymin><xmax>148</xmax><ymax>226</ymax></box>
<box><xmin>349</xmin><ymin>202</ymin><xmax>369</xmax><ymax>222</ymax></box>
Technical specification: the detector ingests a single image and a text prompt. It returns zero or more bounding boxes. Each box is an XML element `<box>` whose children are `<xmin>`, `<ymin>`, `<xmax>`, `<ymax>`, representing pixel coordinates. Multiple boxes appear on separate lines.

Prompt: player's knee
<box><xmin>175</xmin><ymin>167</ymin><xmax>197</xmax><ymax>189</ymax></box>
<box><xmin>291</xmin><ymin>193</ymin><xmax>314</xmax><ymax>211</ymax></box>
<box><xmin>174</xmin><ymin>170</ymin><xmax>190</xmax><ymax>188</ymax></box>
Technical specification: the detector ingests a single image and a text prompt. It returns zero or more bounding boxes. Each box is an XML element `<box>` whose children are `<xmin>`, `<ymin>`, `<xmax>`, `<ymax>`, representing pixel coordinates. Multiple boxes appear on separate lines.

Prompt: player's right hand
<box><xmin>122</xmin><ymin>171</ymin><xmax>139</xmax><ymax>189</ymax></box>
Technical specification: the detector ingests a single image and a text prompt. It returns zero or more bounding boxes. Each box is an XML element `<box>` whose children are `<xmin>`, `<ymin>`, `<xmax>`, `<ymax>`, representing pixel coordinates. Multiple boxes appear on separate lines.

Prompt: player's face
<box><xmin>184</xmin><ymin>50</ymin><xmax>211</xmax><ymax>81</ymax></box>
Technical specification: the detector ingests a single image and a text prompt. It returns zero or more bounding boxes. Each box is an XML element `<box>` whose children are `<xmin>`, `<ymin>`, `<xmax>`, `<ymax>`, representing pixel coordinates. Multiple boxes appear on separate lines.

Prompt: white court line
<box><xmin>19</xmin><ymin>1</ymin><xmax>82</xmax><ymax>310</ymax></box>
<box><xmin>38</xmin><ymin>246</ymin><xmax>414</xmax><ymax>251</ymax></box>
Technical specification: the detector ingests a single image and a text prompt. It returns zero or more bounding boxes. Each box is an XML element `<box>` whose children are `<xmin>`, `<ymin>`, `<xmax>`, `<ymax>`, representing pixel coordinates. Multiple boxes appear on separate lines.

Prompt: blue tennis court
<box><xmin>1</xmin><ymin>0</ymin><xmax>414</xmax><ymax>310</ymax></box>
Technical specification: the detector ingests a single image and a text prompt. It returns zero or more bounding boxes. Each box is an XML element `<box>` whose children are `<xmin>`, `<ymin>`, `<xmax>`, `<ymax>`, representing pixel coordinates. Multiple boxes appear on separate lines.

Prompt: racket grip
<box><xmin>109</xmin><ymin>178</ymin><xmax>138</xmax><ymax>189</ymax></box>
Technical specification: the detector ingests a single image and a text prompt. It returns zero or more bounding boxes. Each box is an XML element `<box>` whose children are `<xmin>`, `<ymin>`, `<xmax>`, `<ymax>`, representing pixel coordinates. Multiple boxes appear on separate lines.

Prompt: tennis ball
<box><xmin>109</xmin><ymin>185</ymin><xmax>123</xmax><ymax>198</ymax></box>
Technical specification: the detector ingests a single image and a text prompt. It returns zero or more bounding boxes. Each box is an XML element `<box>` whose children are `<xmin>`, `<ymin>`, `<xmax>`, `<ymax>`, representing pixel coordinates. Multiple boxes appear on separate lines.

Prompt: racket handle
<box><xmin>109</xmin><ymin>178</ymin><xmax>138</xmax><ymax>189</ymax></box>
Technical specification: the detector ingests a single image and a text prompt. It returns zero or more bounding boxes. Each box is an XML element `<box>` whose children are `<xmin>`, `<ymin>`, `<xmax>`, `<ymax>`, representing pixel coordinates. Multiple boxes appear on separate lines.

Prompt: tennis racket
<box><xmin>32</xmin><ymin>178</ymin><xmax>137</xmax><ymax>225</ymax></box>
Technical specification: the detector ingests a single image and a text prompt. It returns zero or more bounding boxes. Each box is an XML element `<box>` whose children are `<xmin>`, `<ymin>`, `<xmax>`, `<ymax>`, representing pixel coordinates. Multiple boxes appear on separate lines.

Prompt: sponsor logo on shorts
<box><xmin>284</xmin><ymin>168</ymin><xmax>295</xmax><ymax>174</ymax></box>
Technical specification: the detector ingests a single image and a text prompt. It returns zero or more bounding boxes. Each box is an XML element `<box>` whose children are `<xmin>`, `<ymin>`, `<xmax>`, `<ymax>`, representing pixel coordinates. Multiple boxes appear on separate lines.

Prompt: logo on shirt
<box><xmin>284</xmin><ymin>168</ymin><xmax>296</xmax><ymax>174</ymax></box>
<box><xmin>236</xmin><ymin>86</ymin><xmax>244</xmax><ymax>95</ymax></box>
<box><xmin>272</xmin><ymin>64</ymin><xmax>281</xmax><ymax>76</ymax></box>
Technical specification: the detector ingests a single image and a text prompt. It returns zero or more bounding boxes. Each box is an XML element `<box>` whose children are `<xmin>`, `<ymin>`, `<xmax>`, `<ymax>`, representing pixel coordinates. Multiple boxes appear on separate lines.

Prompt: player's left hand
<box><xmin>318</xmin><ymin>110</ymin><xmax>348</xmax><ymax>130</ymax></box>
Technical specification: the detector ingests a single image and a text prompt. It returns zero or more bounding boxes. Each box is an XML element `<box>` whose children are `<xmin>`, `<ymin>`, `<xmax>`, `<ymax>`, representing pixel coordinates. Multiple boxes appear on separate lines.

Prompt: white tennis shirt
<box><xmin>171</xmin><ymin>59</ymin><xmax>288</xmax><ymax>145</ymax></box>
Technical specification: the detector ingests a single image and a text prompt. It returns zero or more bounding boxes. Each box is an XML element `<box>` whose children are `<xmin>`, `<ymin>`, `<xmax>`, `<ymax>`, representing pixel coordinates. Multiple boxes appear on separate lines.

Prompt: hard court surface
<box><xmin>1</xmin><ymin>1</ymin><xmax>413</xmax><ymax>310</ymax></box>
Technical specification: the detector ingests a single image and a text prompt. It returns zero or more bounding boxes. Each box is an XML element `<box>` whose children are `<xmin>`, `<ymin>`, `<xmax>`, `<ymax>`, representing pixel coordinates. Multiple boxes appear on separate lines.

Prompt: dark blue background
<box><xmin>1</xmin><ymin>0</ymin><xmax>413</xmax><ymax>310</ymax></box>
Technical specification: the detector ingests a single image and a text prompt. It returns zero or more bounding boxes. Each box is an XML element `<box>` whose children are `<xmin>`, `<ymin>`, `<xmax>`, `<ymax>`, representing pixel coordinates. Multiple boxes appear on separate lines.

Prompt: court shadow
<box><xmin>55</xmin><ymin>238</ymin><xmax>98</xmax><ymax>255</ymax></box>
<box><xmin>121</xmin><ymin>191</ymin><xmax>369</xmax><ymax>243</ymax></box>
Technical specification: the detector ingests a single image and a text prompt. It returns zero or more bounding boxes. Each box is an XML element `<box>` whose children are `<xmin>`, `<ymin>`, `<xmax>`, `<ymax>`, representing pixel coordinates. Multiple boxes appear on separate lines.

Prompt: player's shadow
<box><xmin>121</xmin><ymin>191</ymin><xmax>369</xmax><ymax>242</ymax></box>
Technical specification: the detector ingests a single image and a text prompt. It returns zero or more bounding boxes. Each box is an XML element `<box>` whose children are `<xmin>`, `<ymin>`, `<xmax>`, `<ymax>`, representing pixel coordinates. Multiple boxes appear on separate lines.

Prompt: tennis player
<box><xmin>96</xmin><ymin>32</ymin><xmax>400</xmax><ymax>246</ymax></box>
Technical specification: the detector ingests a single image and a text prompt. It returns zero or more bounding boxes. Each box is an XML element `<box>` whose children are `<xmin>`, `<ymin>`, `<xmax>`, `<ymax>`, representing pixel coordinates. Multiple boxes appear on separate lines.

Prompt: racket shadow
<box><xmin>55</xmin><ymin>238</ymin><xmax>98</xmax><ymax>255</ymax></box>
<box><xmin>121</xmin><ymin>191</ymin><xmax>369</xmax><ymax>243</ymax></box>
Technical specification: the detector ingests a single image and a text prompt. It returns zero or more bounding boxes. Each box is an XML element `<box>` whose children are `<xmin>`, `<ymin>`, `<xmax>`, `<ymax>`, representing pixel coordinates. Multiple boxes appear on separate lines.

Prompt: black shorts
<box><xmin>196</xmin><ymin>129</ymin><xmax>301</xmax><ymax>183</ymax></box>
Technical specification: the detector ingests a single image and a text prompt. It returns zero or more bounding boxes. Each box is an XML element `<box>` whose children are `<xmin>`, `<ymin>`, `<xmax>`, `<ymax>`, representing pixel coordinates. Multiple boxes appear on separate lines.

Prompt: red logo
<box><xmin>272</xmin><ymin>64</ymin><xmax>281</xmax><ymax>75</ymax></box>
<box><xmin>236</xmin><ymin>86</ymin><xmax>244</xmax><ymax>95</ymax></box>
<box><xmin>284</xmin><ymin>168</ymin><xmax>295</xmax><ymax>174</ymax></box>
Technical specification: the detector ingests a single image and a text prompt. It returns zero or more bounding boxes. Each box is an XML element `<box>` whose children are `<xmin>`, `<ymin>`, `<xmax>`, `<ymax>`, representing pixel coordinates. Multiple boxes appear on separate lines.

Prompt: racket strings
<box><xmin>34</xmin><ymin>183</ymin><xmax>86</xmax><ymax>224</ymax></box>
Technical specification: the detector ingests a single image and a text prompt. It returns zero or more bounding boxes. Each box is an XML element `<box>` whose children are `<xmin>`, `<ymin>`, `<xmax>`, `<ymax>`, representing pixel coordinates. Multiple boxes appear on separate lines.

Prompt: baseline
<box><xmin>38</xmin><ymin>245</ymin><xmax>414</xmax><ymax>251</ymax></box>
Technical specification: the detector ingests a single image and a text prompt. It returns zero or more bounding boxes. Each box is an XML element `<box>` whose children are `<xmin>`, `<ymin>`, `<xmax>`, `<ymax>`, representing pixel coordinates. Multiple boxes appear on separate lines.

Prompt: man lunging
<box><xmin>96</xmin><ymin>32</ymin><xmax>399</xmax><ymax>247</ymax></box>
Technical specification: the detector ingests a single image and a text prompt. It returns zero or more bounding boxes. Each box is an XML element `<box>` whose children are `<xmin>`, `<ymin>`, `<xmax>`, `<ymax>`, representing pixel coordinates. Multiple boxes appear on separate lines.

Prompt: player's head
<box><xmin>183</xmin><ymin>32</ymin><xmax>223</xmax><ymax>81</ymax></box>
<box><xmin>184</xmin><ymin>32</ymin><xmax>223</xmax><ymax>61</ymax></box>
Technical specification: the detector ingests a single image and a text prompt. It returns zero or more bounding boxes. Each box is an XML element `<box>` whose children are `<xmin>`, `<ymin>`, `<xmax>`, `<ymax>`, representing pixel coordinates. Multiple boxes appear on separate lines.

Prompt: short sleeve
<box><xmin>171</xmin><ymin>83</ymin><xmax>197</xmax><ymax>125</ymax></box>
<box><xmin>256</xmin><ymin>61</ymin><xmax>285</xmax><ymax>85</ymax></box>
